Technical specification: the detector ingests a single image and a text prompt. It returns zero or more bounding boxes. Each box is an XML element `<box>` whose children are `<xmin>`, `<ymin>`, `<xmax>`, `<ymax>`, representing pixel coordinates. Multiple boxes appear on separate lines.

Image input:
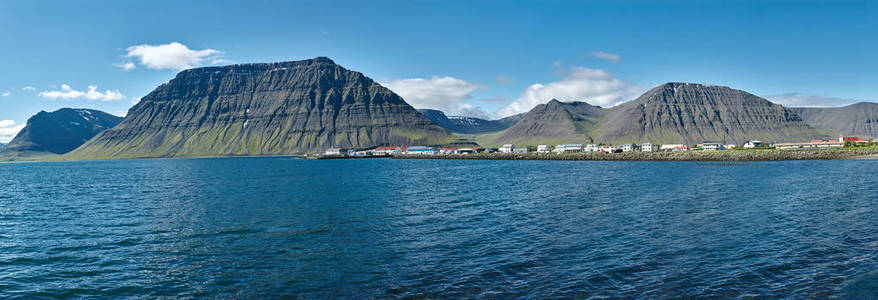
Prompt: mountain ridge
<box><xmin>1</xmin><ymin>108</ymin><xmax>122</xmax><ymax>159</ymax></box>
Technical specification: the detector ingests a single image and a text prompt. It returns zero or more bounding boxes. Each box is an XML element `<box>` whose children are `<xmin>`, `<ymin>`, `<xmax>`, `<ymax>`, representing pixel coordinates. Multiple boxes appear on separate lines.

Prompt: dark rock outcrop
<box><xmin>68</xmin><ymin>57</ymin><xmax>453</xmax><ymax>159</ymax></box>
<box><xmin>1</xmin><ymin>108</ymin><xmax>122</xmax><ymax>158</ymax></box>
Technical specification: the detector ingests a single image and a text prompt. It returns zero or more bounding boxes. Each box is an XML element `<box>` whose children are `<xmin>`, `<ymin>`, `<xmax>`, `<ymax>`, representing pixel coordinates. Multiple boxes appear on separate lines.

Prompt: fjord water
<box><xmin>1</xmin><ymin>158</ymin><xmax>876</xmax><ymax>298</ymax></box>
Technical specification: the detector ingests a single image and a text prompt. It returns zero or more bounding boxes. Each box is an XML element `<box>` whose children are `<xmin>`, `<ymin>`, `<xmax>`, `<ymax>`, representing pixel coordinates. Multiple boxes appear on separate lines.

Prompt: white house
<box><xmin>554</xmin><ymin>144</ymin><xmax>583</xmax><ymax>153</ymax></box>
<box><xmin>598</xmin><ymin>145</ymin><xmax>618</xmax><ymax>153</ymax></box>
<box><xmin>537</xmin><ymin>145</ymin><xmax>551</xmax><ymax>153</ymax></box>
<box><xmin>584</xmin><ymin>144</ymin><xmax>599</xmax><ymax>152</ymax></box>
<box><xmin>742</xmin><ymin>140</ymin><xmax>763</xmax><ymax>149</ymax></box>
<box><xmin>405</xmin><ymin>146</ymin><xmax>437</xmax><ymax>155</ymax></box>
<box><xmin>702</xmin><ymin>142</ymin><xmax>723</xmax><ymax>151</ymax></box>
<box><xmin>325</xmin><ymin>148</ymin><xmax>343</xmax><ymax>155</ymax></box>
<box><xmin>639</xmin><ymin>143</ymin><xmax>654</xmax><ymax>152</ymax></box>
<box><xmin>500</xmin><ymin>144</ymin><xmax>514</xmax><ymax>153</ymax></box>
<box><xmin>620</xmin><ymin>144</ymin><xmax>634</xmax><ymax>152</ymax></box>
<box><xmin>513</xmin><ymin>146</ymin><xmax>529</xmax><ymax>153</ymax></box>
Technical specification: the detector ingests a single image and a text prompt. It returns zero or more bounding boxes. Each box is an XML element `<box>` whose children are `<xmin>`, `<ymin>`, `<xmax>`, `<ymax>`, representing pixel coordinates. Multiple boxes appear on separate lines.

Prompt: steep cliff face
<box><xmin>488</xmin><ymin>83</ymin><xmax>822</xmax><ymax>145</ymax></box>
<box><xmin>598</xmin><ymin>83</ymin><xmax>819</xmax><ymax>144</ymax></box>
<box><xmin>1</xmin><ymin>108</ymin><xmax>122</xmax><ymax>158</ymax></box>
<box><xmin>418</xmin><ymin>109</ymin><xmax>522</xmax><ymax>134</ymax></box>
<box><xmin>791</xmin><ymin>102</ymin><xmax>878</xmax><ymax>138</ymax></box>
<box><xmin>68</xmin><ymin>57</ymin><xmax>453</xmax><ymax>159</ymax></box>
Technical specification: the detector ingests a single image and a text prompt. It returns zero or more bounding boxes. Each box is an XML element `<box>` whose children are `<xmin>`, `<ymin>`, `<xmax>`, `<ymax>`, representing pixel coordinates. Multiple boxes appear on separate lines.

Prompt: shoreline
<box><xmin>392</xmin><ymin>148</ymin><xmax>878</xmax><ymax>161</ymax></box>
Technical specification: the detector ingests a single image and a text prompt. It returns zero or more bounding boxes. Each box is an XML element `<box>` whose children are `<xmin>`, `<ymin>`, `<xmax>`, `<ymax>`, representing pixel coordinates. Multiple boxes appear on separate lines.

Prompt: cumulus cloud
<box><xmin>0</xmin><ymin>120</ymin><xmax>25</xmax><ymax>143</ymax></box>
<box><xmin>114</xmin><ymin>62</ymin><xmax>136</xmax><ymax>71</ymax></box>
<box><xmin>382</xmin><ymin>76</ymin><xmax>489</xmax><ymax>118</ymax></box>
<box><xmin>496</xmin><ymin>67</ymin><xmax>644</xmax><ymax>117</ymax></box>
<box><xmin>1</xmin><ymin>91</ymin><xmax>9</xmax><ymax>97</ymax></box>
<box><xmin>767</xmin><ymin>93</ymin><xmax>864</xmax><ymax>107</ymax></box>
<box><xmin>38</xmin><ymin>84</ymin><xmax>125</xmax><ymax>101</ymax></box>
<box><xmin>22</xmin><ymin>86</ymin><xmax>35</xmax><ymax>91</ymax></box>
<box><xmin>589</xmin><ymin>51</ymin><xmax>621</xmax><ymax>63</ymax></box>
<box><xmin>125</xmin><ymin>42</ymin><xmax>224</xmax><ymax>70</ymax></box>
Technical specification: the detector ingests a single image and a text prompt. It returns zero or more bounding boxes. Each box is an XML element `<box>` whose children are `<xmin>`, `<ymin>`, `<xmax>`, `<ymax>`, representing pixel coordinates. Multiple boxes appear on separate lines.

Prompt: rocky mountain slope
<box><xmin>1</xmin><ymin>108</ymin><xmax>122</xmax><ymax>159</ymax></box>
<box><xmin>599</xmin><ymin>83</ymin><xmax>819</xmax><ymax>144</ymax></box>
<box><xmin>483</xmin><ymin>83</ymin><xmax>823</xmax><ymax>145</ymax></box>
<box><xmin>67</xmin><ymin>57</ymin><xmax>453</xmax><ymax>159</ymax></box>
<box><xmin>791</xmin><ymin>102</ymin><xmax>878</xmax><ymax>138</ymax></box>
<box><xmin>492</xmin><ymin>99</ymin><xmax>603</xmax><ymax>144</ymax></box>
<box><xmin>419</xmin><ymin>109</ymin><xmax>522</xmax><ymax>134</ymax></box>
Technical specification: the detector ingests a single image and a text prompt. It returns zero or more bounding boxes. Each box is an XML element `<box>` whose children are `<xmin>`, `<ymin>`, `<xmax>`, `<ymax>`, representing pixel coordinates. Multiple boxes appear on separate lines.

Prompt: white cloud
<box><xmin>22</xmin><ymin>86</ymin><xmax>35</xmax><ymax>91</ymax></box>
<box><xmin>383</xmin><ymin>76</ymin><xmax>489</xmax><ymax>118</ymax></box>
<box><xmin>0</xmin><ymin>120</ymin><xmax>25</xmax><ymax>143</ymax></box>
<box><xmin>496</xmin><ymin>67</ymin><xmax>644</xmax><ymax>117</ymax></box>
<box><xmin>553</xmin><ymin>60</ymin><xmax>562</xmax><ymax>67</ymax></box>
<box><xmin>114</xmin><ymin>62</ymin><xmax>136</xmax><ymax>71</ymax></box>
<box><xmin>125</xmin><ymin>42</ymin><xmax>224</xmax><ymax>70</ymax></box>
<box><xmin>767</xmin><ymin>93</ymin><xmax>863</xmax><ymax>107</ymax></box>
<box><xmin>1</xmin><ymin>91</ymin><xmax>9</xmax><ymax>97</ymax></box>
<box><xmin>590</xmin><ymin>51</ymin><xmax>621</xmax><ymax>63</ymax></box>
<box><xmin>38</xmin><ymin>84</ymin><xmax>125</xmax><ymax>101</ymax></box>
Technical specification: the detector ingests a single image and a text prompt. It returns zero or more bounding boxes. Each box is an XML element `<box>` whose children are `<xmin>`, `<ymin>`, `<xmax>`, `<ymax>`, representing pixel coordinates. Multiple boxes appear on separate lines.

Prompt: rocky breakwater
<box><xmin>394</xmin><ymin>148</ymin><xmax>878</xmax><ymax>161</ymax></box>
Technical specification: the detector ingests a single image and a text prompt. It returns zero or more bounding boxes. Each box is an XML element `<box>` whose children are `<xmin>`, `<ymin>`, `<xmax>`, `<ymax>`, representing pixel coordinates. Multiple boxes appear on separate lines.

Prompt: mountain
<box><xmin>483</xmin><ymin>83</ymin><xmax>822</xmax><ymax>145</ymax></box>
<box><xmin>0</xmin><ymin>143</ymin><xmax>5</xmax><ymax>149</ymax></box>
<box><xmin>492</xmin><ymin>99</ymin><xmax>603</xmax><ymax>144</ymax></box>
<box><xmin>66</xmin><ymin>57</ymin><xmax>453</xmax><ymax>159</ymax></box>
<box><xmin>418</xmin><ymin>109</ymin><xmax>523</xmax><ymax>134</ymax></box>
<box><xmin>599</xmin><ymin>83</ymin><xmax>819</xmax><ymax>144</ymax></box>
<box><xmin>791</xmin><ymin>102</ymin><xmax>878</xmax><ymax>138</ymax></box>
<box><xmin>0</xmin><ymin>108</ymin><xmax>122</xmax><ymax>159</ymax></box>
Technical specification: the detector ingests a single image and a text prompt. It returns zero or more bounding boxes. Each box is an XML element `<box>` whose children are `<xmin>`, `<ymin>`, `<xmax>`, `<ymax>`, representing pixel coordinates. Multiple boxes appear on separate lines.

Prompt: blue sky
<box><xmin>2</xmin><ymin>0</ymin><xmax>878</xmax><ymax>142</ymax></box>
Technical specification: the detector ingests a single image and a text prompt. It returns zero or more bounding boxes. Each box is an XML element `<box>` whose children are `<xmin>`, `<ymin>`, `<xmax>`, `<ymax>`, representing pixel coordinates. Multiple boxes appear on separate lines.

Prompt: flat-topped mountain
<box><xmin>67</xmin><ymin>57</ymin><xmax>453</xmax><ymax>159</ymax></box>
<box><xmin>482</xmin><ymin>83</ymin><xmax>823</xmax><ymax>145</ymax></box>
<box><xmin>791</xmin><ymin>102</ymin><xmax>878</xmax><ymax>138</ymax></box>
<box><xmin>419</xmin><ymin>109</ymin><xmax>522</xmax><ymax>134</ymax></box>
<box><xmin>1</xmin><ymin>108</ymin><xmax>122</xmax><ymax>159</ymax></box>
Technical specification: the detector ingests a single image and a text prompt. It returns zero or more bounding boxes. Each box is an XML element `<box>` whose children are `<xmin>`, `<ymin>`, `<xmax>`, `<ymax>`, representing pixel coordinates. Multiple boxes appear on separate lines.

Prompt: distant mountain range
<box><xmin>0</xmin><ymin>108</ymin><xmax>122</xmax><ymax>159</ymax></box>
<box><xmin>476</xmin><ymin>83</ymin><xmax>847</xmax><ymax>145</ymax></box>
<box><xmin>2</xmin><ymin>57</ymin><xmax>877</xmax><ymax>161</ymax></box>
<box><xmin>66</xmin><ymin>57</ymin><xmax>453</xmax><ymax>159</ymax></box>
<box><xmin>418</xmin><ymin>109</ymin><xmax>523</xmax><ymax>134</ymax></box>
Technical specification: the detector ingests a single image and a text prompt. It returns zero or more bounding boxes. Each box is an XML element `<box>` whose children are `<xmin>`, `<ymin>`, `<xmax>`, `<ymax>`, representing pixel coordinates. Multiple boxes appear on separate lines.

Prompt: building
<box><xmin>584</xmin><ymin>144</ymin><xmax>599</xmax><ymax>152</ymax></box>
<box><xmin>324</xmin><ymin>148</ymin><xmax>344</xmax><ymax>155</ymax></box>
<box><xmin>458</xmin><ymin>147</ymin><xmax>478</xmax><ymax>154</ymax></box>
<box><xmin>537</xmin><ymin>145</ymin><xmax>551</xmax><ymax>153</ymax></box>
<box><xmin>702</xmin><ymin>142</ymin><xmax>723</xmax><ymax>151</ymax></box>
<box><xmin>500</xmin><ymin>144</ymin><xmax>514</xmax><ymax>153</ymax></box>
<box><xmin>726</xmin><ymin>144</ymin><xmax>738</xmax><ymax>150</ymax></box>
<box><xmin>742</xmin><ymin>140</ymin><xmax>763</xmax><ymax>149</ymax></box>
<box><xmin>775</xmin><ymin>141</ymin><xmax>843</xmax><ymax>150</ymax></box>
<box><xmin>482</xmin><ymin>148</ymin><xmax>499</xmax><ymax>153</ymax></box>
<box><xmin>554</xmin><ymin>144</ymin><xmax>583</xmax><ymax>153</ymax></box>
<box><xmin>371</xmin><ymin>146</ymin><xmax>401</xmax><ymax>155</ymax></box>
<box><xmin>439</xmin><ymin>147</ymin><xmax>459</xmax><ymax>154</ymax></box>
<box><xmin>660</xmin><ymin>144</ymin><xmax>689</xmax><ymax>152</ymax></box>
<box><xmin>639</xmin><ymin>143</ymin><xmax>654</xmax><ymax>152</ymax></box>
<box><xmin>598</xmin><ymin>145</ymin><xmax>618</xmax><ymax>153</ymax></box>
<box><xmin>404</xmin><ymin>146</ymin><xmax>438</xmax><ymax>155</ymax></box>
<box><xmin>620</xmin><ymin>144</ymin><xmax>634</xmax><ymax>152</ymax></box>
<box><xmin>513</xmin><ymin>146</ymin><xmax>529</xmax><ymax>153</ymax></box>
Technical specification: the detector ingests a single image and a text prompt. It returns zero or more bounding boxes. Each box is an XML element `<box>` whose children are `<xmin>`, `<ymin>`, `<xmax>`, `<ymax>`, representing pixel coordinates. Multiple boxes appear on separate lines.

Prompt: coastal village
<box><xmin>315</xmin><ymin>135</ymin><xmax>876</xmax><ymax>158</ymax></box>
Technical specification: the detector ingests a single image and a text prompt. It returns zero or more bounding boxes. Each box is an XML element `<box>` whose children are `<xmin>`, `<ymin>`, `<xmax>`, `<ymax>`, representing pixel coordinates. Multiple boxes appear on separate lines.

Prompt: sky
<box><xmin>2</xmin><ymin>0</ymin><xmax>878</xmax><ymax>142</ymax></box>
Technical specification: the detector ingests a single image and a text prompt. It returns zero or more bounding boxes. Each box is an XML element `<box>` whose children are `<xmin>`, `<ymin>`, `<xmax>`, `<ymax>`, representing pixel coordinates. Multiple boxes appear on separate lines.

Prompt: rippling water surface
<box><xmin>1</xmin><ymin>157</ymin><xmax>876</xmax><ymax>298</ymax></box>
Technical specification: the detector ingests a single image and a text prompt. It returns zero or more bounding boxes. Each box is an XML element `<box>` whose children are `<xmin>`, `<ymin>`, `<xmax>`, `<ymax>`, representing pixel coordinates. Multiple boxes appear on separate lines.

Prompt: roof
<box><xmin>775</xmin><ymin>141</ymin><xmax>843</xmax><ymax>146</ymax></box>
